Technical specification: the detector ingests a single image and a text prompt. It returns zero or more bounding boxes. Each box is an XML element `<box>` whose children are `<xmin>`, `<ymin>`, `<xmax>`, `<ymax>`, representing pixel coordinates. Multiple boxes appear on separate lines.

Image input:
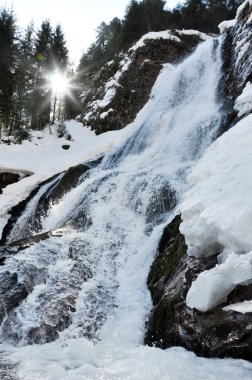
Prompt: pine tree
<box><xmin>10</xmin><ymin>23</ymin><xmax>35</xmax><ymax>138</ymax></box>
<box><xmin>121</xmin><ymin>0</ymin><xmax>147</xmax><ymax>46</ymax></box>
<box><xmin>32</xmin><ymin>20</ymin><xmax>53</xmax><ymax>129</ymax></box>
<box><xmin>50</xmin><ymin>25</ymin><xmax>68</xmax><ymax>71</ymax></box>
<box><xmin>0</xmin><ymin>9</ymin><xmax>17</xmax><ymax>138</ymax></box>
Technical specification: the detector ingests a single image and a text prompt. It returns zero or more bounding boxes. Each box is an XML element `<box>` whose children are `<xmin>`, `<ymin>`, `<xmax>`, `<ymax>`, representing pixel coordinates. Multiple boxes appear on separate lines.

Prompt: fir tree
<box><xmin>32</xmin><ymin>20</ymin><xmax>53</xmax><ymax>129</ymax></box>
<box><xmin>10</xmin><ymin>23</ymin><xmax>35</xmax><ymax>137</ymax></box>
<box><xmin>50</xmin><ymin>25</ymin><xmax>69</xmax><ymax>70</ymax></box>
<box><xmin>0</xmin><ymin>9</ymin><xmax>17</xmax><ymax>138</ymax></box>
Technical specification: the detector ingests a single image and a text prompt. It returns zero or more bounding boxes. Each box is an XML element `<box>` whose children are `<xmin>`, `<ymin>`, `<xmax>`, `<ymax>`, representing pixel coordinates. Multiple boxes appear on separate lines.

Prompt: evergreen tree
<box><xmin>0</xmin><ymin>9</ymin><xmax>17</xmax><ymax>137</ymax></box>
<box><xmin>50</xmin><ymin>25</ymin><xmax>68</xmax><ymax>70</ymax></box>
<box><xmin>143</xmin><ymin>0</ymin><xmax>166</xmax><ymax>31</ymax></box>
<box><xmin>32</xmin><ymin>20</ymin><xmax>53</xmax><ymax>129</ymax></box>
<box><xmin>10</xmin><ymin>23</ymin><xmax>35</xmax><ymax>137</ymax></box>
<box><xmin>121</xmin><ymin>0</ymin><xmax>147</xmax><ymax>46</ymax></box>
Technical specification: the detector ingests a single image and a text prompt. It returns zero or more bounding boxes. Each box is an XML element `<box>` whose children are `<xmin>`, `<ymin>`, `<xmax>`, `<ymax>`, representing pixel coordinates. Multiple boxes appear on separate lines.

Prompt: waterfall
<box><xmin>1</xmin><ymin>37</ymin><xmax>251</xmax><ymax>380</ymax></box>
<box><xmin>1</xmin><ymin>38</ymin><xmax>222</xmax><ymax>344</ymax></box>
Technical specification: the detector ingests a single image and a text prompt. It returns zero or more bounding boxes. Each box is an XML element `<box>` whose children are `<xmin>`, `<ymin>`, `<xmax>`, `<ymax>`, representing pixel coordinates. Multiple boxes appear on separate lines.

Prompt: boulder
<box><xmin>145</xmin><ymin>215</ymin><xmax>252</xmax><ymax>361</ymax></box>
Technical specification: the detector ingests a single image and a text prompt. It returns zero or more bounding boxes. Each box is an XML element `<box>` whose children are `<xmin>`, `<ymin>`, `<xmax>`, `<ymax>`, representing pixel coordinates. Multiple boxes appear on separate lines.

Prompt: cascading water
<box><xmin>0</xmin><ymin>37</ymin><xmax>252</xmax><ymax>379</ymax></box>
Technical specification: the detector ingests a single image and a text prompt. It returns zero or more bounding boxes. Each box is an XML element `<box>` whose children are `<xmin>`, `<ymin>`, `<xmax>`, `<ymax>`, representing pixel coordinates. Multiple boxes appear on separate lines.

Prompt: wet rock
<box><xmin>0</xmin><ymin>236</ymin><xmax>94</xmax><ymax>344</ymax></box>
<box><xmin>1</xmin><ymin>164</ymin><xmax>90</xmax><ymax>245</ymax></box>
<box><xmin>145</xmin><ymin>215</ymin><xmax>252</xmax><ymax>361</ymax></box>
<box><xmin>0</xmin><ymin>271</ymin><xmax>28</xmax><ymax>324</ymax></box>
<box><xmin>218</xmin><ymin>2</ymin><xmax>252</xmax><ymax>136</ymax></box>
<box><xmin>0</xmin><ymin>172</ymin><xmax>20</xmax><ymax>194</ymax></box>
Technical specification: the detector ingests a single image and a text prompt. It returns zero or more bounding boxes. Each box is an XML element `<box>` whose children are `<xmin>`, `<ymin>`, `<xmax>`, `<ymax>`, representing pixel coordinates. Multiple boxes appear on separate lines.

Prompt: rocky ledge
<box><xmin>145</xmin><ymin>215</ymin><xmax>252</xmax><ymax>361</ymax></box>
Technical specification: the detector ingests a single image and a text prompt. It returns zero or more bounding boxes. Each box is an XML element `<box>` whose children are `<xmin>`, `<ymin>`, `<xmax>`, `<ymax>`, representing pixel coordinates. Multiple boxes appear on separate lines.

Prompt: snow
<box><xmin>176</xmin><ymin>29</ymin><xmax>210</xmax><ymax>41</ymax></box>
<box><xmin>181</xmin><ymin>113</ymin><xmax>252</xmax><ymax>311</ymax></box>
<box><xmin>129</xmin><ymin>30</ymin><xmax>181</xmax><ymax>52</ymax></box>
<box><xmin>3</xmin><ymin>338</ymin><xmax>252</xmax><ymax>380</ymax></box>
<box><xmin>237</xmin><ymin>0</ymin><xmax>252</xmax><ymax>19</ymax></box>
<box><xmin>218</xmin><ymin>19</ymin><xmax>236</xmax><ymax>33</ymax></box>
<box><xmin>186</xmin><ymin>251</ymin><xmax>252</xmax><ymax>312</ymax></box>
<box><xmin>0</xmin><ymin>27</ymin><xmax>251</xmax><ymax>379</ymax></box>
<box><xmin>218</xmin><ymin>1</ymin><xmax>252</xmax><ymax>33</ymax></box>
<box><xmin>0</xmin><ymin>120</ymin><xmax>133</xmax><ymax>238</ymax></box>
<box><xmin>234</xmin><ymin>81</ymin><xmax>252</xmax><ymax>116</ymax></box>
<box><xmin>100</xmin><ymin>108</ymin><xmax>114</xmax><ymax>119</ymax></box>
<box><xmin>223</xmin><ymin>300</ymin><xmax>252</xmax><ymax>313</ymax></box>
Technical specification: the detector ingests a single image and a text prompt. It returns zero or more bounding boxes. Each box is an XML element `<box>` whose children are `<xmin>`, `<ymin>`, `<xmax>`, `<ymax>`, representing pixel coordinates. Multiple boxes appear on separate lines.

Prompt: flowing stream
<box><xmin>0</xmin><ymin>37</ymin><xmax>252</xmax><ymax>379</ymax></box>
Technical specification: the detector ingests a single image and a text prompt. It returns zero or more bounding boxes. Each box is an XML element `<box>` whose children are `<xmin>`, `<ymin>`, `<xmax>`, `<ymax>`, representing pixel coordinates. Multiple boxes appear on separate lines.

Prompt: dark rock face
<box><xmin>80</xmin><ymin>33</ymin><xmax>202</xmax><ymax>134</ymax></box>
<box><xmin>218</xmin><ymin>2</ymin><xmax>252</xmax><ymax>136</ymax></box>
<box><xmin>0</xmin><ymin>271</ymin><xmax>28</xmax><ymax>323</ymax></box>
<box><xmin>145</xmin><ymin>215</ymin><xmax>252</xmax><ymax>361</ymax></box>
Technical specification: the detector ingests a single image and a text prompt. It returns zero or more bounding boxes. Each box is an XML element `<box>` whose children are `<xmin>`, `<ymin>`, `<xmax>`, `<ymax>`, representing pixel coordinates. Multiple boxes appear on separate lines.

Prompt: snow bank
<box><xmin>223</xmin><ymin>300</ymin><xmax>252</xmax><ymax>313</ymax></box>
<box><xmin>186</xmin><ymin>251</ymin><xmax>252</xmax><ymax>312</ymax></box>
<box><xmin>0</xmin><ymin>120</ymin><xmax>132</xmax><ymax>238</ymax></box>
<box><xmin>181</xmin><ymin>113</ymin><xmax>252</xmax><ymax>311</ymax></box>
<box><xmin>234</xmin><ymin>81</ymin><xmax>252</xmax><ymax>117</ymax></box>
<box><xmin>176</xmin><ymin>29</ymin><xmax>210</xmax><ymax>41</ymax></box>
<box><xmin>218</xmin><ymin>19</ymin><xmax>236</xmax><ymax>33</ymax></box>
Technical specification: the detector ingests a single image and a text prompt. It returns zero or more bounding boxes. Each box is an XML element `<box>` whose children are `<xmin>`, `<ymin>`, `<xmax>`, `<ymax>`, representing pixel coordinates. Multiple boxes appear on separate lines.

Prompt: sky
<box><xmin>1</xmin><ymin>0</ymin><xmax>181</xmax><ymax>66</ymax></box>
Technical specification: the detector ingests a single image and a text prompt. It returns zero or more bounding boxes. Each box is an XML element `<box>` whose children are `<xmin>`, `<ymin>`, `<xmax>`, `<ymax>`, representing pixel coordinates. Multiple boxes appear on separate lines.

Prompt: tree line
<box><xmin>0</xmin><ymin>9</ymin><xmax>77</xmax><ymax>143</ymax></box>
<box><xmin>79</xmin><ymin>0</ymin><xmax>243</xmax><ymax>72</ymax></box>
<box><xmin>0</xmin><ymin>1</ymin><xmax>244</xmax><ymax>143</ymax></box>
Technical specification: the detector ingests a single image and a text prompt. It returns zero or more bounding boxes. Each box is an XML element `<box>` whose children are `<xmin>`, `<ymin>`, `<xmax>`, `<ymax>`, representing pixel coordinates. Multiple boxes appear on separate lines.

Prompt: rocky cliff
<box><xmin>79</xmin><ymin>30</ymin><xmax>207</xmax><ymax>134</ymax></box>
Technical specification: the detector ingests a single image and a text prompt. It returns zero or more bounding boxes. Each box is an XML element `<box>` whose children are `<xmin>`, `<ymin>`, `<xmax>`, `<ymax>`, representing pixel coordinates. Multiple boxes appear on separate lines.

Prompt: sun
<box><xmin>49</xmin><ymin>71</ymin><xmax>69</xmax><ymax>95</ymax></box>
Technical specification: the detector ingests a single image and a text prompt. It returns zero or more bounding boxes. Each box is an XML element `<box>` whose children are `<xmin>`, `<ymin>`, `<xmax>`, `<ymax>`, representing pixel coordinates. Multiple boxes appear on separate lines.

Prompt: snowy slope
<box><xmin>0</xmin><ymin>120</ymin><xmax>132</xmax><ymax>238</ymax></box>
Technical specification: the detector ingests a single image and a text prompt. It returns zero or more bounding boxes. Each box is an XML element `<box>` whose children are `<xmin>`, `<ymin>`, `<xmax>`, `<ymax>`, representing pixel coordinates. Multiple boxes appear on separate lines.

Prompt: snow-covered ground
<box><xmin>0</xmin><ymin>120</ymin><xmax>132</xmax><ymax>238</ymax></box>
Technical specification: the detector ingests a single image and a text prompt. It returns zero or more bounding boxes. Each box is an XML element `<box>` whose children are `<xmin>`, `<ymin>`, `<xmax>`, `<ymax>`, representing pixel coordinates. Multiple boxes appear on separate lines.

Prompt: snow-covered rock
<box><xmin>181</xmin><ymin>113</ymin><xmax>252</xmax><ymax>312</ymax></box>
<box><xmin>223</xmin><ymin>300</ymin><xmax>252</xmax><ymax>313</ymax></box>
<box><xmin>80</xmin><ymin>30</ymin><xmax>205</xmax><ymax>134</ymax></box>
<box><xmin>234</xmin><ymin>81</ymin><xmax>252</xmax><ymax>117</ymax></box>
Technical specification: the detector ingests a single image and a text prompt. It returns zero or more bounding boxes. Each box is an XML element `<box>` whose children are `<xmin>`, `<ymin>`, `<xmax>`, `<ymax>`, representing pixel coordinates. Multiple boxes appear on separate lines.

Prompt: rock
<box><xmin>80</xmin><ymin>33</ymin><xmax>202</xmax><ymax>134</ymax></box>
<box><xmin>218</xmin><ymin>2</ymin><xmax>252</xmax><ymax>136</ymax></box>
<box><xmin>0</xmin><ymin>172</ymin><xmax>20</xmax><ymax>194</ymax></box>
<box><xmin>0</xmin><ymin>271</ymin><xmax>28</xmax><ymax>324</ymax></box>
<box><xmin>62</xmin><ymin>144</ymin><xmax>70</xmax><ymax>150</ymax></box>
<box><xmin>0</xmin><ymin>237</ymin><xmax>93</xmax><ymax>344</ymax></box>
<box><xmin>145</xmin><ymin>215</ymin><xmax>252</xmax><ymax>361</ymax></box>
<box><xmin>1</xmin><ymin>164</ymin><xmax>90</xmax><ymax>245</ymax></box>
